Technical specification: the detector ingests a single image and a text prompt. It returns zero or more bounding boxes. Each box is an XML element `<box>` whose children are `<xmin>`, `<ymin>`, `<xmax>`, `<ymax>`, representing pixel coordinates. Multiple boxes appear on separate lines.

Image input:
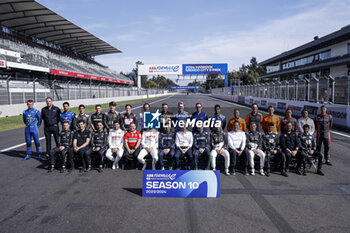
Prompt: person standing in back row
<box><xmin>227</xmin><ymin>109</ymin><xmax>246</xmax><ymax>132</ymax></box>
<box><xmin>245</xmin><ymin>103</ymin><xmax>263</xmax><ymax>132</ymax></box>
<box><xmin>104</xmin><ymin>101</ymin><xmax>120</xmax><ymax>132</ymax></box>
<box><xmin>280</xmin><ymin>108</ymin><xmax>297</xmax><ymax>133</ymax></box>
<box><xmin>41</xmin><ymin>97</ymin><xmax>60</xmax><ymax>157</ymax></box>
<box><xmin>91</xmin><ymin>104</ymin><xmax>107</xmax><ymax>132</ymax></box>
<box><xmin>262</xmin><ymin>105</ymin><xmax>280</xmax><ymax>134</ymax></box>
<box><xmin>315</xmin><ymin>105</ymin><xmax>333</xmax><ymax>166</ymax></box>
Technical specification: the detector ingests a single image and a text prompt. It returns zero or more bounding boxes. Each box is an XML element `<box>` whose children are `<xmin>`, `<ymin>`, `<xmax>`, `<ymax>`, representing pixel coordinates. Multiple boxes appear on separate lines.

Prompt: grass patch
<box><xmin>0</xmin><ymin>96</ymin><xmax>166</xmax><ymax>132</ymax></box>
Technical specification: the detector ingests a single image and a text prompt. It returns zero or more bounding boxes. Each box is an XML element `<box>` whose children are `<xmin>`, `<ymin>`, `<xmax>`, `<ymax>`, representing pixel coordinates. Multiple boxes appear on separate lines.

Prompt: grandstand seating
<box><xmin>0</xmin><ymin>33</ymin><xmax>131</xmax><ymax>83</ymax></box>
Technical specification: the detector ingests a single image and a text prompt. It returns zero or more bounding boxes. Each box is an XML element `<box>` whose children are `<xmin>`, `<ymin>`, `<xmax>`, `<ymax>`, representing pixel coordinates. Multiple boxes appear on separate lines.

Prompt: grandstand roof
<box><xmin>259</xmin><ymin>25</ymin><xmax>350</xmax><ymax>66</ymax></box>
<box><xmin>0</xmin><ymin>0</ymin><xmax>121</xmax><ymax>56</ymax></box>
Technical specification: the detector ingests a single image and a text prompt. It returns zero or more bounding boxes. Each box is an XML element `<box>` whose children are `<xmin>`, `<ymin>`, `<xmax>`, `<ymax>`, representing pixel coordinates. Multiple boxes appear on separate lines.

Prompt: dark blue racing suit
<box><xmin>23</xmin><ymin>108</ymin><xmax>42</xmax><ymax>155</ymax></box>
<box><xmin>60</xmin><ymin>110</ymin><xmax>76</xmax><ymax>131</ymax></box>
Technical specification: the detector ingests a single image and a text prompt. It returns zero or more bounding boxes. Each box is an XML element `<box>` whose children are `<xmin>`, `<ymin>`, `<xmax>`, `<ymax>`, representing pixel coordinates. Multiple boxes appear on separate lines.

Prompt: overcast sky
<box><xmin>38</xmin><ymin>0</ymin><xmax>350</xmax><ymax>84</ymax></box>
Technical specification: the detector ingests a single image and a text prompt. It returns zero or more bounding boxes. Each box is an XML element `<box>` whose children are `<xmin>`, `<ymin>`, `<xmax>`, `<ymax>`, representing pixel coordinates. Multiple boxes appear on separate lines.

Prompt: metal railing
<box><xmin>211</xmin><ymin>75</ymin><xmax>350</xmax><ymax>105</ymax></box>
<box><xmin>0</xmin><ymin>79</ymin><xmax>167</xmax><ymax>105</ymax></box>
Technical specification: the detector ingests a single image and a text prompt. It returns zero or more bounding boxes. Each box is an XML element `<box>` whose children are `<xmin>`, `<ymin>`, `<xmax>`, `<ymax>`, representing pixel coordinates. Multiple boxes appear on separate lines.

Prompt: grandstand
<box><xmin>0</xmin><ymin>0</ymin><xmax>135</xmax><ymax>105</ymax></box>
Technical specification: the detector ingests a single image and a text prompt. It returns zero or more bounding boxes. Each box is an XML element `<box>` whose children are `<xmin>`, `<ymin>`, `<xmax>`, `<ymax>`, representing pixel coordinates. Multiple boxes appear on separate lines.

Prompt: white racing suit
<box><xmin>210</xmin><ymin>131</ymin><xmax>230</xmax><ymax>172</ymax></box>
<box><xmin>105</xmin><ymin>129</ymin><xmax>124</xmax><ymax>167</ymax></box>
<box><xmin>138</xmin><ymin>129</ymin><xmax>159</xmax><ymax>169</ymax></box>
<box><xmin>246</xmin><ymin>131</ymin><xmax>266</xmax><ymax>174</ymax></box>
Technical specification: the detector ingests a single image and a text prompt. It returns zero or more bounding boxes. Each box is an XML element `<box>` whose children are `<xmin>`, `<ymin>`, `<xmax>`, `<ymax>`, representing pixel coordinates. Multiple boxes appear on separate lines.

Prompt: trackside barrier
<box><xmin>0</xmin><ymin>93</ymin><xmax>169</xmax><ymax>118</ymax></box>
<box><xmin>211</xmin><ymin>94</ymin><xmax>350</xmax><ymax>130</ymax></box>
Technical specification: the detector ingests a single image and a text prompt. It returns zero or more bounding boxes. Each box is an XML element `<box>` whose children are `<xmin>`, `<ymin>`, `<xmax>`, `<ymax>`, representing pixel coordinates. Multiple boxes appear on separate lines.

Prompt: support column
<box><xmin>7</xmin><ymin>76</ymin><xmax>12</xmax><ymax>105</ymax></box>
<box><xmin>33</xmin><ymin>77</ymin><xmax>38</xmax><ymax>102</ymax></box>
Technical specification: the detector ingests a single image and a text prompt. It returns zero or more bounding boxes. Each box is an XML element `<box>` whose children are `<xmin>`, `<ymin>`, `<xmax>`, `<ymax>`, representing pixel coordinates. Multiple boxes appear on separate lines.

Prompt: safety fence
<box><xmin>212</xmin><ymin>75</ymin><xmax>350</xmax><ymax>105</ymax></box>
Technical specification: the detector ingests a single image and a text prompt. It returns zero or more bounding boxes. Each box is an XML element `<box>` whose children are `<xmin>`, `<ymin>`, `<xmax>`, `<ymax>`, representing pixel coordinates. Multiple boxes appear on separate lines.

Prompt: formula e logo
<box><xmin>143</xmin><ymin>110</ymin><xmax>161</xmax><ymax>129</ymax></box>
<box><xmin>172</xmin><ymin>66</ymin><xmax>179</xmax><ymax>72</ymax></box>
<box><xmin>148</xmin><ymin>65</ymin><xmax>180</xmax><ymax>73</ymax></box>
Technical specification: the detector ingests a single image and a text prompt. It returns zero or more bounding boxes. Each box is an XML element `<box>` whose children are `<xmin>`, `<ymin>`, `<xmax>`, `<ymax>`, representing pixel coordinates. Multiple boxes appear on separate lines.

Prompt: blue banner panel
<box><xmin>142</xmin><ymin>170</ymin><xmax>220</xmax><ymax>198</ymax></box>
<box><xmin>182</xmin><ymin>64</ymin><xmax>228</xmax><ymax>75</ymax></box>
<box><xmin>166</xmin><ymin>86</ymin><xmax>199</xmax><ymax>90</ymax></box>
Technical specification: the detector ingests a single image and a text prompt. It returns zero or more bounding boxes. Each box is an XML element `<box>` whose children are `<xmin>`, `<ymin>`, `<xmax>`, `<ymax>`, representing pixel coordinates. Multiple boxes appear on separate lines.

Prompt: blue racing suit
<box><xmin>23</xmin><ymin>108</ymin><xmax>42</xmax><ymax>155</ymax></box>
<box><xmin>191</xmin><ymin>111</ymin><xmax>208</xmax><ymax>133</ymax></box>
<box><xmin>60</xmin><ymin>110</ymin><xmax>76</xmax><ymax>131</ymax></box>
<box><xmin>210</xmin><ymin>113</ymin><xmax>226</xmax><ymax>132</ymax></box>
<box><xmin>193</xmin><ymin>131</ymin><xmax>211</xmax><ymax>169</ymax></box>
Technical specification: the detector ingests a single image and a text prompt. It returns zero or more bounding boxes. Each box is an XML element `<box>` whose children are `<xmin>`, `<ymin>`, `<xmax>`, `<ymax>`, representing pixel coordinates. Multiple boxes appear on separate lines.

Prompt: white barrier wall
<box><xmin>212</xmin><ymin>94</ymin><xmax>350</xmax><ymax>130</ymax></box>
<box><xmin>0</xmin><ymin>93</ymin><xmax>169</xmax><ymax>118</ymax></box>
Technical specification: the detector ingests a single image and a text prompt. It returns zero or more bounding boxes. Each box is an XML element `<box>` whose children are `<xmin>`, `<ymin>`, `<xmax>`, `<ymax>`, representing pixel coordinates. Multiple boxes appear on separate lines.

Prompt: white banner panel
<box><xmin>138</xmin><ymin>64</ymin><xmax>182</xmax><ymax>75</ymax></box>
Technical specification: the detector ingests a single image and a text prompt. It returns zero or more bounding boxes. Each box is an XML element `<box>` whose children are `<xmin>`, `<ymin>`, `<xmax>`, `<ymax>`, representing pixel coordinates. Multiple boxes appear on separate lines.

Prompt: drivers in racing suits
<box><xmin>246</xmin><ymin>122</ymin><xmax>266</xmax><ymax>176</ymax></box>
<box><xmin>105</xmin><ymin>121</ymin><xmax>124</xmax><ymax>170</ymax></box>
<box><xmin>210</xmin><ymin>126</ymin><xmax>230</xmax><ymax>175</ymax></box>
<box><xmin>315</xmin><ymin>105</ymin><xmax>333</xmax><ymax>166</ymax></box>
<box><xmin>23</xmin><ymin>100</ymin><xmax>43</xmax><ymax>160</ymax></box>
<box><xmin>138</xmin><ymin>128</ymin><xmax>159</xmax><ymax>170</ymax></box>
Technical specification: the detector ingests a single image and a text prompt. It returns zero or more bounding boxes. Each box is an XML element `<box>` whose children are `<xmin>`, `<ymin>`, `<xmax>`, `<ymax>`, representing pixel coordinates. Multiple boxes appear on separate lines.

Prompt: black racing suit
<box><xmin>158</xmin><ymin>131</ymin><xmax>175</xmax><ymax>167</ymax></box>
<box><xmin>41</xmin><ymin>105</ymin><xmax>61</xmax><ymax>154</ymax></box>
<box><xmin>68</xmin><ymin>129</ymin><xmax>91</xmax><ymax>169</ymax></box>
<box><xmin>160</xmin><ymin>111</ymin><xmax>173</xmax><ymax>133</ymax></box>
<box><xmin>85</xmin><ymin>129</ymin><xmax>108</xmax><ymax>167</ymax></box>
<box><xmin>193</xmin><ymin>131</ymin><xmax>211</xmax><ymax>169</ymax></box>
<box><xmin>90</xmin><ymin>112</ymin><xmax>107</xmax><ymax>131</ymax></box>
<box><xmin>104</xmin><ymin>110</ymin><xmax>120</xmax><ymax>131</ymax></box>
<box><xmin>50</xmin><ymin>129</ymin><xmax>73</xmax><ymax>167</ymax></box>
<box><xmin>263</xmin><ymin>132</ymin><xmax>285</xmax><ymax>171</ymax></box>
<box><xmin>315</xmin><ymin>114</ymin><xmax>332</xmax><ymax>161</ymax></box>
<box><xmin>280</xmin><ymin>131</ymin><xmax>300</xmax><ymax>171</ymax></box>
<box><xmin>120</xmin><ymin>112</ymin><xmax>138</xmax><ymax>131</ymax></box>
<box><xmin>73</xmin><ymin>113</ymin><xmax>91</xmax><ymax>131</ymax></box>
<box><xmin>299</xmin><ymin>133</ymin><xmax>323</xmax><ymax>170</ymax></box>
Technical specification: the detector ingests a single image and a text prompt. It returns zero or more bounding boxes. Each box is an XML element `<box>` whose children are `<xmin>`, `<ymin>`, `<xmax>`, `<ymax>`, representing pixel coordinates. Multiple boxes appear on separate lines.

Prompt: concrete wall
<box><xmin>211</xmin><ymin>94</ymin><xmax>350</xmax><ymax>130</ymax></box>
<box><xmin>0</xmin><ymin>93</ymin><xmax>169</xmax><ymax>117</ymax></box>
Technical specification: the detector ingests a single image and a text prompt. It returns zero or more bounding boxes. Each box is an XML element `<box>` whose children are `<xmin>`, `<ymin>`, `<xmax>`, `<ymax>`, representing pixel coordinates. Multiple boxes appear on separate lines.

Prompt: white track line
<box><xmin>212</xmin><ymin>96</ymin><xmax>350</xmax><ymax>139</ymax></box>
<box><xmin>0</xmin><ymin>95</ymin><xmax>174</xmax><ymax>153</ymax></box>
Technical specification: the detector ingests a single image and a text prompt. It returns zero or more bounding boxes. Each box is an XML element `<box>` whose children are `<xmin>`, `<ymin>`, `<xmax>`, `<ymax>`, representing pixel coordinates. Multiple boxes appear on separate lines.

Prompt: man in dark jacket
<box><xmin>158</xmin><ymin>123</ymin><xmax>175</xmax><ymax>170</ymax></box>
<box><xmin>90</xmin><ymin>104</ymin><xmax>107</xmax><ymax>132</ymax></box>
<box><xmin>299</xmin><ymin>124</ymin><xmax>324</xmax><ymax>176</ymax></box>
<box><xmin>315</xmin><ymin>105</ymin><xmax>333</xmax><ymax>166</ymax></box>
<box><xmin>280</xmin><ymin>122</ymin><xmax>300</xmax><ymax>176</ymax></box>
<box><xmin>193</xmin><ymin>125</ymin><xmax>210</xmax><ymax>170</ymax></box>
<box><xmin>41</xmin><ymin>97</ymin><xmax>61</xmax><ymax>156</ymax></box>
<box><xmin>104</xmin><ymin>101</ymin><xmax>120</xmax><ymax>131</ymax></box>
<box><xmin>85</xmin><ymin>121</ymin><xmax>108</xmax><ymax>173</ymax></box>
<box><xmin>49</xmin><ymin>121</ymin><xmax>73</xmax><ymax>173</ymax></box>
<box><xmin>263</xmin><ymin>123</ymin><xmax>286</xmax><ymax>177</ymax></box>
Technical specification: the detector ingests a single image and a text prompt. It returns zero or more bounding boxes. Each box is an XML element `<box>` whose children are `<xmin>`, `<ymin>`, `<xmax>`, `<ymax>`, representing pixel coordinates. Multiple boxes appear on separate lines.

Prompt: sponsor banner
<box><xmin>142</xmin><ymin>170</ymin><xmax>220</xmax><ymax>198</ymax></box>
<box><xmin>0</xmin><ymin>60</ymin><xmax>6</xmax><ymax>68</ymax></box>
<box><xmin>166</xmin><ymin>86</ymin><xmax>199</xmax><ymax>90</ymax></box>
<box><xmin>138</xmin><ymin>64</ymin><xmax>182</xmax><ymax>75</ymax></box>
<box><xmin>50</xmin><ymin>69</ymin><xmax>133</xmax><ymax>84</ymax></box>
<box><xmin>182</xmin><ymin>63</ymin><xmax>228</xmax><ymax>75</ymax></box>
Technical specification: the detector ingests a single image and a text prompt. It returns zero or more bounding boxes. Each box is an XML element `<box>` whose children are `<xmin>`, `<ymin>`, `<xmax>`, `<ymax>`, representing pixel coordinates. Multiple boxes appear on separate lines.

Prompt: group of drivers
<box><xmin>22</xmin><ymin>98</ymin><xmax>332</xmax><ymax>176</ymax></box>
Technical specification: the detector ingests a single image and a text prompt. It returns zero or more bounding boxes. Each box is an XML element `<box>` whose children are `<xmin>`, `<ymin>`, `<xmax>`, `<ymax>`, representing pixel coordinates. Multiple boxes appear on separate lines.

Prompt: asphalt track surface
<box><xmin>1</xmin><ymin>94</ymin><xmax>350</xmax><ymax>233</ymax></box>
